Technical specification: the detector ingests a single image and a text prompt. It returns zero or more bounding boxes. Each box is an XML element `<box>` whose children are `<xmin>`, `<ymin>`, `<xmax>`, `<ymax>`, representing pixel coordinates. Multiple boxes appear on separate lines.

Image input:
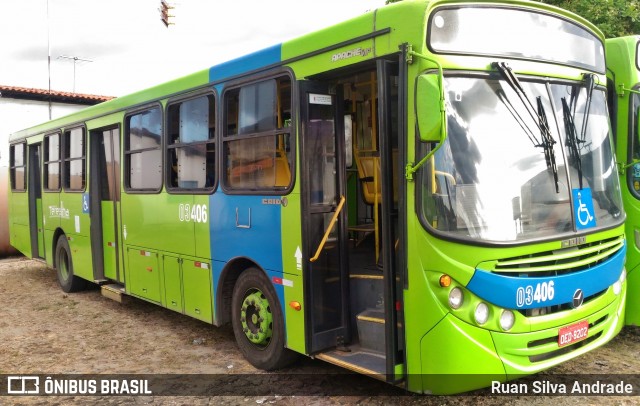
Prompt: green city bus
<box><xmin>606</xmin><ymin>35</ymin><xmax>640</xmax><ymax>325</ymax></box>
<box><xmin>8</xmin><ymin>0</ymin><xmax>627</xmax><ymax>394</ymax></box>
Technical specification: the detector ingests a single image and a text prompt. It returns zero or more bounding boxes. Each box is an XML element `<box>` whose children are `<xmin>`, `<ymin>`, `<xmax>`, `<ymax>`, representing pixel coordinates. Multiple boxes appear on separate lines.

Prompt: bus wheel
<box><xmin>231</xmin><ymin>268</ymin><xmax>297</xmax><ymax>370</ymax></box>
<box><xmin>55</xmin><ymin>236</ymin><xmax>86</xmax><ymax>293</ymax></box>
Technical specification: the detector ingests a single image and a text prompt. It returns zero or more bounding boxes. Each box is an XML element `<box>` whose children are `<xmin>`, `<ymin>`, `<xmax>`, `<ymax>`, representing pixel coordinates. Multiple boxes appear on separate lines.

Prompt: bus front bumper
<box><xmin>417</xmin><ymin>282</ymin><xmax>625</xmax><ymax>395</ymax></box>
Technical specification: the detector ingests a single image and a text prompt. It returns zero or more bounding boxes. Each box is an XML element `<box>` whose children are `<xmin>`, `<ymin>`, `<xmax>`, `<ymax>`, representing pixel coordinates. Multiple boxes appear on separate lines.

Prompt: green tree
<box><xmin>537</xmin><ymin>0</ymin><xmax>640</xmax><ymax>37</ymax></box>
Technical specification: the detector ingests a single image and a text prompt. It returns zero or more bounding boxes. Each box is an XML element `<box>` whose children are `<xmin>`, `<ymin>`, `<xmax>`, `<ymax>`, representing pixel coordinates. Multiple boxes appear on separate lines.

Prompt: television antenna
<box><xmin>57</xmin><ymin>55</ymin><xmax>93</xmax><ymax>93</ymax></box>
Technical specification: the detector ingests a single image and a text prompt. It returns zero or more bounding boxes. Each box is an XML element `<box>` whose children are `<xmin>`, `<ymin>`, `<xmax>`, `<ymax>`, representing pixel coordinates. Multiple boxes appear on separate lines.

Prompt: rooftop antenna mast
<box><xmin>46</xmin><ymin>0</ymin><xmax>52</xmax><ymax>118</ymax></box>
<box><xmin>57</xmin><ymin>55</ymin><xmax>93</xmax><ymax>93</ymax></box>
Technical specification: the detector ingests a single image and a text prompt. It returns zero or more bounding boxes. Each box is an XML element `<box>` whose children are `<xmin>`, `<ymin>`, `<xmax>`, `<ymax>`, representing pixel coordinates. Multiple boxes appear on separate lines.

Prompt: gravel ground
<box><xmin>0</xmin><ymin>257</ymin><xmax>639</xmax><ymax>405</ymax></box>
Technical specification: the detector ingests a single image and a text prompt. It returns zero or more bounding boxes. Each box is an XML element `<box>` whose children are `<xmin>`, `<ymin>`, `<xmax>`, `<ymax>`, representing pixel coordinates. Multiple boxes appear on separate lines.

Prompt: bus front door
<box><xmin>89</xmin><ymin>128</ymin><xmax>121</xmax><ymax>283</ymax></box>
<box><xmin>28</xmin><ymin>143</ymin><xmax>44</xmax><ymax>259</ymax></box>
<box><xmin>300</xmin><ymin>81</ymin><xmax>350</xmax><ymax>353</ymax></box>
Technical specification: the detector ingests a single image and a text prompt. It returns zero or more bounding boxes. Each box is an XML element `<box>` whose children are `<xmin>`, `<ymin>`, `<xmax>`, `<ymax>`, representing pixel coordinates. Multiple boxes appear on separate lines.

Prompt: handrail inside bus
<box><xmin>309</xmin><ymin>195</ymin><xmax>346</xmax><ymax>263</ymax></box>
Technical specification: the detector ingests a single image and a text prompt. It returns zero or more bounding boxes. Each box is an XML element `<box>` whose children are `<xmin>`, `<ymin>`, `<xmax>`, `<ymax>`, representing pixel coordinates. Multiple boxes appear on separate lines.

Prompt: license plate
<box><xmin>558</xmin><ymin>320</ymin><xmax>589</xmax><ymax>347</ymax></box>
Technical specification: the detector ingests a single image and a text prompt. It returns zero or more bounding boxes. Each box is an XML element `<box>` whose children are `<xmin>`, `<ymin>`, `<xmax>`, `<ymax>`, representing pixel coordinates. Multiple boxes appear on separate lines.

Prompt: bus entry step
<box><xmin>101</xmin><ymin>284</ymin><xmax>126</xmax><ymax>303</ymax></box>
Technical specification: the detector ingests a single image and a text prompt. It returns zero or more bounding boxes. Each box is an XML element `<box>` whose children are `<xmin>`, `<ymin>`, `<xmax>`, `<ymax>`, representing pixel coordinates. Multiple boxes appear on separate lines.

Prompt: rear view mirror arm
<box><xmin>405</xmin><ymin>47</ymin><xmax>446</xmax><ymax>181</ymax></box>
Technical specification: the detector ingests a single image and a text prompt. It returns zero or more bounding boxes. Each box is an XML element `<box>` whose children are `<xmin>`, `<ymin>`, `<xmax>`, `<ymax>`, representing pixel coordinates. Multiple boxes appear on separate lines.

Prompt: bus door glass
<box><xmin>28</xmin><ymin>143</ymin><xmax>44</xmax><ymax>258</ymax></box>
<box><xmin>300</xmin><ymin>82</ymin><xmax>349</xmax><ymax>352</ymax></box>
<box><xmin>90</xmin><ymin>128</ymin><xmax>121</xmax><ymax>282</ymax></box>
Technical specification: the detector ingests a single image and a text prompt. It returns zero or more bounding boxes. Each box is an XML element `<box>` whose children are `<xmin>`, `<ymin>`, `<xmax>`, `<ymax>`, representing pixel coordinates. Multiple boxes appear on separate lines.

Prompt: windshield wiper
<box><xmin>563</xmin><ymin>73</ymin><xmax>596</xmax><ymax>190</ymax></box>
<box><xmin>493</xmin><ymin>62</ymin><xmax>559</xmax><ymax>193</ymax></box>
<box><xmin>561</xmin><ymin>97</ymin><xmax>584</xmax><ymax>189</ymax></box>
<box><xmin>580</xmin><ymin>73</ymin><xmax>596</xmax><ymax>142</ymax></box>
<box><xmin>537</xmin><ymin>97</ymin><xmax>559</xmax><ymax>193</ymax></box>
<box><xmin>496</xmin><ymin>89</ymin><xmax>540</xmax><ymax>147</ymax></box>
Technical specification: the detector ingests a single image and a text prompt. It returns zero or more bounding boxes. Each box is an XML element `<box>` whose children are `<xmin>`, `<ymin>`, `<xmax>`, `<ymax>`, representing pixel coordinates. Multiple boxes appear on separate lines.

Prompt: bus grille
<box><xmin>491</xmin><ymin>235</ymin><xmax>624</xmax><ymax>317</ymax></box>
<box><xmin>493</xmin><ymin>235</ymin><xmax>624</xmax><ymax>275</ymax></box>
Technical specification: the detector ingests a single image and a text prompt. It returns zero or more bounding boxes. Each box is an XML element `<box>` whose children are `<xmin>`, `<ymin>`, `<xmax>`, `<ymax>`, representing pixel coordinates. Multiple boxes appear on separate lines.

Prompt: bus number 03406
<box><xmin>178</xmin><ymin>204</ymin><xmax>208</xmax><ymax>223</ymax></box>
<box><xmin>516</xmin><ymin>281</ymin><xmax>555</xmax><ymax>308</ymax></box>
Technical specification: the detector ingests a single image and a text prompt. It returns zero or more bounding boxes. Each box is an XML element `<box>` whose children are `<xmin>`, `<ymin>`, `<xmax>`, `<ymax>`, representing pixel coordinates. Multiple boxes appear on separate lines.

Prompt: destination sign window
<box><xmin>429</xmin><ymin>7</ymin><xmax>604</xmax><ymax>73</ymax></box>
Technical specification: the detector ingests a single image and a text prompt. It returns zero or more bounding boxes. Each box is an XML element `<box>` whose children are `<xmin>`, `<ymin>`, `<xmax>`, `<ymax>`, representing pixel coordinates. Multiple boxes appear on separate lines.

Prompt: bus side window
<box><xmin>9</xmin><ymin>142</ymin><xmax>26</xmax><ymax>191</ymax></box>
<box><xmin>125</xmin><ymin>107</ymin><xmax>162</xmax><ymax>191</ymax></box>
<box><xmin>166</xmin><ymin>94</ymin><xmax>216</xmax><ymax>191</ymax></box>
<box><xmin>63</xmin><ymin>127</ymin><xmax>86</xmax><ymax>191</ymax></box>
<box><xmin>223</xmin><ymin>76</ymin><xmax>293</xmax><ymax>192</ymax></box>
<box><xmin>44</xmin><ymin>133</ymin><xmax>61</xmax><ymax>191</ymax></box>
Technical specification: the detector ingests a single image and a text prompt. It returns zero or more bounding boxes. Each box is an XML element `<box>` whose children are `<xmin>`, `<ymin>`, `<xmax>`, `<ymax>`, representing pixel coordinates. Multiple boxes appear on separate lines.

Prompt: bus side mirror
<box><xmin>416</xmin><ymin>74</ymin><xmax>447</xmax><ymax>143</ymax></box>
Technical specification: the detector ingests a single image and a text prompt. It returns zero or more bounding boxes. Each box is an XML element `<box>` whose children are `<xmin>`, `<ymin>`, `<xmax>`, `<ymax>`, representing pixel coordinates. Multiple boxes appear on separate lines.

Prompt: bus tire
<box><xmin>55</xmin><ymin>236</ymin><xmax>86</xmax><ymax>293</ymax></box>
<box><xmin>231</xmin><ymin>267</ymin><xmax>297</xmax><ymax>370</ymax></box>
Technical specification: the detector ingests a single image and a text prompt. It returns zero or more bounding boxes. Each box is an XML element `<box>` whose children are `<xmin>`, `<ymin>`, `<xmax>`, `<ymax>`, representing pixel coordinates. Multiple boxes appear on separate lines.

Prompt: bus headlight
<box><xmin>448</xmin><ymin>287</ymin><xmax>463</xmax><ymax>309</ymax></box>
<box><xmin>499</xmin><ymin>310</ymin><xmax>515</xmax><ymax>331</ymax></box>
<box><xmin>613</xmin><ymin>281</ymin><xmax>621</xmax><ymax>295</ymax></box>
<box><xmin>612</xmin><ymin>268</ymin><xmax>625</xmax><ymax>295</ymax></box>
<box><xmin>474</xmin><ymin>302</ymin><xmax>489</xmax><ymax>325</ymax></box>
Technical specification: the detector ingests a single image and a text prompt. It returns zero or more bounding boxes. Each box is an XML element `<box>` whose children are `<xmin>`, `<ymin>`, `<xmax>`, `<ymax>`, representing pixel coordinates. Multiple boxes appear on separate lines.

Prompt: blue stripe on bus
<box><xmin>209</xmin><ymin>193</ymin><xmax>283</xmax><ymax>270</ymax></box>
<box><xmin>209</xmin><ymin>192</ymin><xmax>286</xmax><ymax>330</ymax></box>
<box><xmin>466</xmin><ymin>242</ymin><xmax>626</xmax><ymax>310</ymax></box>
<box><xmin>209</xmin><ymin>44</ymin><xmax>282</xmax><ymax>82</ymax></box>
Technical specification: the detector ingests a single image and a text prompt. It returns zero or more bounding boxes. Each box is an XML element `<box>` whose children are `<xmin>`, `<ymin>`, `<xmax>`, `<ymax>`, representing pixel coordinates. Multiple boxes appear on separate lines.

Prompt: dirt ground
<box><xmin>1</xmin><ymin>257</ymin><xmax>639</xmax><ymax>405</ymax></box>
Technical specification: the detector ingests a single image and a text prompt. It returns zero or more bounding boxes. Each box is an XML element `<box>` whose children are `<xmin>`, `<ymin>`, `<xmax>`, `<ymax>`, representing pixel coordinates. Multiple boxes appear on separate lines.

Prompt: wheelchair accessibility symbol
<box><xmin>572</xmin><ymin>188</ymin><xmax>596</xmax><ymax>230</ymax></box>
<box><xmin>82</xmin><ymin>193</ymin><xmax>90</xmax><ymax>214</ymax></box>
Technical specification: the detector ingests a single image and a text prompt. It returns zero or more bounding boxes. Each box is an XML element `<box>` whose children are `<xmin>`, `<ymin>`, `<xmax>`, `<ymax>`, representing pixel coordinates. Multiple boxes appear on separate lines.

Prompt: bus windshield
<box><xmin>429</xmin><ymin>7</ymin><xmax>605</xmax><ymax>73</ymax></box>
<box><xmin>421</xmin><ymin>75</ymin><xmax>622</xmax><ymax>243</ymax></box>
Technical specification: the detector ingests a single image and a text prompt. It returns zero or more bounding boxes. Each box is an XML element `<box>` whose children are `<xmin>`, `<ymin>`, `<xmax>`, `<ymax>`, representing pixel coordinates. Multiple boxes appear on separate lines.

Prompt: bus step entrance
<box><xmin>356</xmin><ymin>309</ymin><xmax>385</xmax><ymax>353</ymax></box>
<box><xmin>101</xmin><ymin>283</ymin><xmax>126</xmax><ymax>303</ymax></box>
<box><xmin>315</xmin><ymin>346</ymin><xmax>386</xmax><ymax>379</ymax></box>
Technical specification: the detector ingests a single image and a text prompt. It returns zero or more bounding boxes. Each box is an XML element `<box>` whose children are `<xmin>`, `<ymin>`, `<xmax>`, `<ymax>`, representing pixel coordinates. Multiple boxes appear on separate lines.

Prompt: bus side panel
<box><xmin>182</xmin><ymin>256</ymin><xmax>213</xmax><ymax>323</ymax></box>
<box><xmin>606</xmin><ymin>37</ymin><xmax>640</xmax><ymax>325</ymax></box>
<box><xmin>67</xmin><ymin>235</ymin><xmax>93</xmax><ymax>282</ymax></box>
<box><xmin>9</xmin><ymin>190</ymin><xmax>31</xmax><ymax>257</ymax></box>
<box><xmin>626</xmin><ymin>260</ymin><xmax>640</xmax><ymax>326</ymax></box>
<box><xmin>59</xmin><ymin>192</ymin><xmax>93</xmax><ymax>281</ymax></box>
<box><xmin>121</xmin><ymin>193</ymin><xmax>195</xmax><ymax>255</ymax></box>
<box><xmin>279</xmin><ymin>192</ymin><xmax>305</xmax><ymax>354</ymax></box>
<box><xmin>9</xmin><ymin>225</ymin><xmax>31</xmax><ymax>258</ymax></box>
<box><xmin>209</xmin><ymin>194</ymin><xmax>283</xmax><ymax>272</ymax></box>
<box><xmin>194</xmin><ymin>194</ymin><xmax>211</xmax><ymax>259</ymax></box>
<box><xmin>621</xmin><ymin>169</ymin><xmax>640</xmax><ymax>326</ymax></box>
<box><xmin>209</xmin><ymin>193</ymin><xmax>290</xmax><ymax>333</ymax></box>
<box><xmin>42</xmin><ymin>191</ymin><xmax>60</xmax><ymax>261</ymax></box>
<box><xmin>121</xmin><ymin>193</ymin><xmax>196</xmax><ymax>304</ymax></box>
<box><xmin>43</xmin><ymin>229</ymin><xmax>56</xmax><ymax>267</ymax></box>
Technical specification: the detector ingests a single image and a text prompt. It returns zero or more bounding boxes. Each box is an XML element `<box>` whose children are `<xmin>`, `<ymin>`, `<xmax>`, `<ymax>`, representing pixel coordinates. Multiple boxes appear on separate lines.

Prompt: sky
<box><xmin>1</xmin><ymin>0</ymin><xmax>388</xmax><ymax>98</ymax></box>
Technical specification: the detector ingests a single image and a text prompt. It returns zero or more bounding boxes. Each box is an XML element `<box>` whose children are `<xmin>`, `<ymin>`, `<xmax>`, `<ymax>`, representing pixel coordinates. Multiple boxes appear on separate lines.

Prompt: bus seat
<box><xmin>355</xmin><ymin>154</ymin><xmax>381</xmax><ymax>205</ymax></box>
<box><xmin>351</xmin><ymin>153</ymin><xmax>381</xmax><ymax>261</ymax></box>
<box><xmin>273</xmin><ymin>153</ymin><xmax>291</xmax><ymax>187</ymax></box>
